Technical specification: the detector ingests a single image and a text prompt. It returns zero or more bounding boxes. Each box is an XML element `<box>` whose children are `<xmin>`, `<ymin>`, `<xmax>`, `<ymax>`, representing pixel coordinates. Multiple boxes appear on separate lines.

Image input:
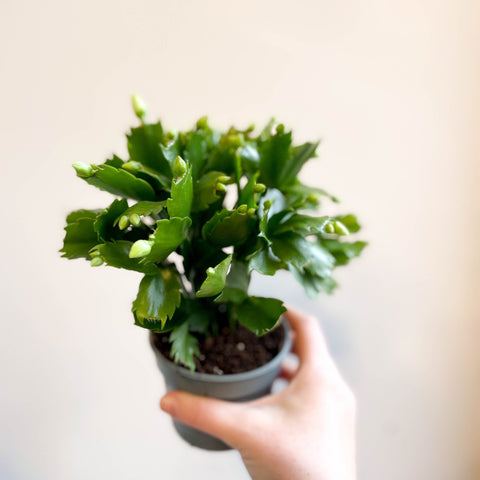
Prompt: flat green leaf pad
<box><xmin>132</xmin><ymin>271</ymin><xmax>182</xmax><ymax>330</ymax></box>
<box><xmin>258</xmin><ymin>128</ymin><xmax>292</xmax><ymax>188</ymax></box>
<box><xmin>215</xmin><ymin>260</ymin><xmax>250</xmax><ymax>303</ymax></box>
<box><xmin>169</xmin><ymin>321</ymin><xmax>200</xmax><ymax>371</ymax></box>
<box><xmin>95</xmin><ymin>241</ymin><xmax>159</xmax><ymax>275</ymax></box>
<box><xmin>127</xmin><ymin>122</ymin><xmax>172</xmax><ymax>178</ymax></box>
<box><xmin>279</xmin><ymin>141</ymin><xmax>319</xmax><ymax>185</ymax></box>
<box><xmin>247</xmin><ymin>246</ymin><xmax>284</xmax><ymax>276</ymax></box>
<box><xmin>271</xmin><ymin>233</ymin><xmax>334</xmax><ymax>274</ymax></box>
<box><xmin>145</xmin><ymin>217</ymin><xmax>192</xmax><ymax>263</ymax></box>
<box><xmin>272</xmin><ymin>214</ymin><xmax>329</xmax><ymax>236</ymax></box>
<box><xmin>196</xmin><ymin>254</ymin><xmax>232</xmax><ymax>298</ymax></box>
<box><xmin>80</xmin><ymin>164</ymin><xmax>156</xmax><ymax>201</ymax></box>
<box><xmin>320</xmin><ymin>239</ymin><xmax>367</xmax><ymax>266</ymax></box>
<box><xmin>192</xmin><ymin>171</ymin><xmax>224</xmax><ymax>211</ymax></box>
<box><xmin>66</xmin><ymin>209</ymin><xmax>101</xmax><ymax>224</ymax></box>
<box><xmin>114</xmin><ymin>201</ymin><xmax>166</xmax><ymax>226</ymax></box>
<box><xmin>94</xmin><ymin>198</ymin><xmax>128</xmax><ymax>241</ymax></box>
<box><xmin>289</xmin><ymin>265</ymin><xmax>337</xmax><ymax>298</ymax></box>
<box><xmin>234</xmin><ymin>297</ymin><xmax>286</xmax><ymax>335</ymax></box>
<box><xmin>167</xmin><ymin>164</ymin><xmax>193</xmax><ymax>218</ymax></box>
<box><xmin>60</xmin><ymin>217</ymin><xmax>98</xmax><ymax>259</ymax></box>
<box><xmin>202</xmin><ymin>208</ymin><xmax>255</xmax><ymax>247</ymax></box>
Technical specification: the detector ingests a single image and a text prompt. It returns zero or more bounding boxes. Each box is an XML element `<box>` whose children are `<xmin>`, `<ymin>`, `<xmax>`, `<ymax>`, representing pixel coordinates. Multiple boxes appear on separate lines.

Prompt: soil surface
<box><xmin>153</xmin><ymin>324</ymin><xmax>285</xmax><ymax>374</ymax></box>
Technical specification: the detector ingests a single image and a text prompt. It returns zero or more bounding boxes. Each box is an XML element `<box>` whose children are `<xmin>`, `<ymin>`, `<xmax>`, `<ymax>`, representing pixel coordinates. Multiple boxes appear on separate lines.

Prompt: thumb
<box><xmin>160</xmin><ymin>391</ymin><xmax>248</xmax><ymax>447</ymax></box>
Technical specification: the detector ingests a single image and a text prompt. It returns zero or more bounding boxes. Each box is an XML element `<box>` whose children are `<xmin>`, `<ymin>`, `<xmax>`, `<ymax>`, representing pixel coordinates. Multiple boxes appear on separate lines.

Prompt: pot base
<box><xmin>151</xmin><ymin>320</ymin><xmax>291</xmax><ymax>451</ymax></box>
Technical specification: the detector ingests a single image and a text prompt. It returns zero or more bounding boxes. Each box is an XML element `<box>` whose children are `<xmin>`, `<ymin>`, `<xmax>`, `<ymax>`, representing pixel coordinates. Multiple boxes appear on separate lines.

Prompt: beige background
<box><xmin>1</xmin><ymin>0</ymin><xmax>479</xmax><ymax>479</ymax></box>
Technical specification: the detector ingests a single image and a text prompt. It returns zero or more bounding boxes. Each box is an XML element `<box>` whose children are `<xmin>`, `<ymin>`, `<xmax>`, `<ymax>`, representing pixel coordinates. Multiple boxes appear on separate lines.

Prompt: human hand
<box><xmin>160</xmin><ymin>307</ymin><xmax>356</xmax><ymax>480</ymax></box>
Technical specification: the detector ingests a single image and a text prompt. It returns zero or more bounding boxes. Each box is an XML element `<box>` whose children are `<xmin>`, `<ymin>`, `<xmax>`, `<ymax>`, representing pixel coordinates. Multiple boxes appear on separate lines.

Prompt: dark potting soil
<box><xmin>153</xmin><ymin>324</ymin><xmax>285</xmax><ymax>374</ymax></box>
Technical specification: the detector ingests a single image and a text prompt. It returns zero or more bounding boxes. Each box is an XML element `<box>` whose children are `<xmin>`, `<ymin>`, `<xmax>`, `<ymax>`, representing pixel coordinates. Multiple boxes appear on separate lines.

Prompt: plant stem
<box><xmin>178</xmin><ymin>273</ymin><xmax>194</xmax><ymax>299</ymax></box>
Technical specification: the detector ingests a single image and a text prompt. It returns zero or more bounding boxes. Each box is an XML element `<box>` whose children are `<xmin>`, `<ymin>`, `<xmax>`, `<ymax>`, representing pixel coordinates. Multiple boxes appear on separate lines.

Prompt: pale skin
<box><xmin>160</xmin><ymin>308</ymin><xmax>357</xmax><ymax>480</ymax></box>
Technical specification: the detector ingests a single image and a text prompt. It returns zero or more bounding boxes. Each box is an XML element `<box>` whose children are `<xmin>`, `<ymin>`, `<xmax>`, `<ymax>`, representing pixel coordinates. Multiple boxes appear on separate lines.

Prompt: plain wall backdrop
<box><xmin>1</xmin><ymin>1</ymin><xmax>479</xmax><ymax>479</ymax></box>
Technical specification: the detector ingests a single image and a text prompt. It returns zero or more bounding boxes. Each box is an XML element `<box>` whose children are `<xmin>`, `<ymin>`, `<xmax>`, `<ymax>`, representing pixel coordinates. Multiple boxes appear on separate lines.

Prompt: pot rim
<box><xmin>150</xmin><ymin>318</ymin><xmax>292</xmax><ymax>383</ymax></box>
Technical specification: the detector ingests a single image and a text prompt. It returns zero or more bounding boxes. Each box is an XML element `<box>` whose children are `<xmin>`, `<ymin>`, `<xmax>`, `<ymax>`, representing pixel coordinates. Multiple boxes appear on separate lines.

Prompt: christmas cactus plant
<box><xmin>60</xmin><ymin>96</ymin><xmax>366</xmax><ymax>370</ymax></box>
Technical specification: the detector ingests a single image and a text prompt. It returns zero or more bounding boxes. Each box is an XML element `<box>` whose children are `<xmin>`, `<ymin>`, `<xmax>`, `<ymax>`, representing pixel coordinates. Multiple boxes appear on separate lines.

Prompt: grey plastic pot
<box><xmin>150</xmin><ymin>320</ymin><xmax>291</xmax><ymax>451</ymax></box>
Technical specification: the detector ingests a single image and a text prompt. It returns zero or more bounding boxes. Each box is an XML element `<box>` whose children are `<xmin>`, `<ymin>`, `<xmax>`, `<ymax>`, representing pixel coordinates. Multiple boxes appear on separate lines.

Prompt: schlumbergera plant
<box><xmin>61</xmin><ymin>96</ymin><xmax>366</xmax><ymax>370</ymax></box>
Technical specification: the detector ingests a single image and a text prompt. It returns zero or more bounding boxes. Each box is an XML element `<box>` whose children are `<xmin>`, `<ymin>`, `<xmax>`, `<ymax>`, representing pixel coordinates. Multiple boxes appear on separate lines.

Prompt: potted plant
<box><xmin>60</xmin><ymin>95</ymin><xmax>366</xmax><ymax>450</ymax></box>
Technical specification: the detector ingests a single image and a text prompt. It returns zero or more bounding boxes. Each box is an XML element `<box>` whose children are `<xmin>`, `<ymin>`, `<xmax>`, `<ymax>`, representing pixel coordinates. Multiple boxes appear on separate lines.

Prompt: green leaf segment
<box><xmin>61</xmin><ymin>96</ymin><xmax>366</xmax><ymax>370</ymax></box>
<box><xmin>132</xmin><ymin>270</ymin><xmax>182</xmax><ymax>329</ymax></box>
<box><xmin>196</xmin><ymin>255</ymin><xmax>233</xmax><ymax>298</ymax></box>
<box><xmin>169</xmin><ymin>321</ymin><xmax>200</xmax><ymax>371</ymax></box>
